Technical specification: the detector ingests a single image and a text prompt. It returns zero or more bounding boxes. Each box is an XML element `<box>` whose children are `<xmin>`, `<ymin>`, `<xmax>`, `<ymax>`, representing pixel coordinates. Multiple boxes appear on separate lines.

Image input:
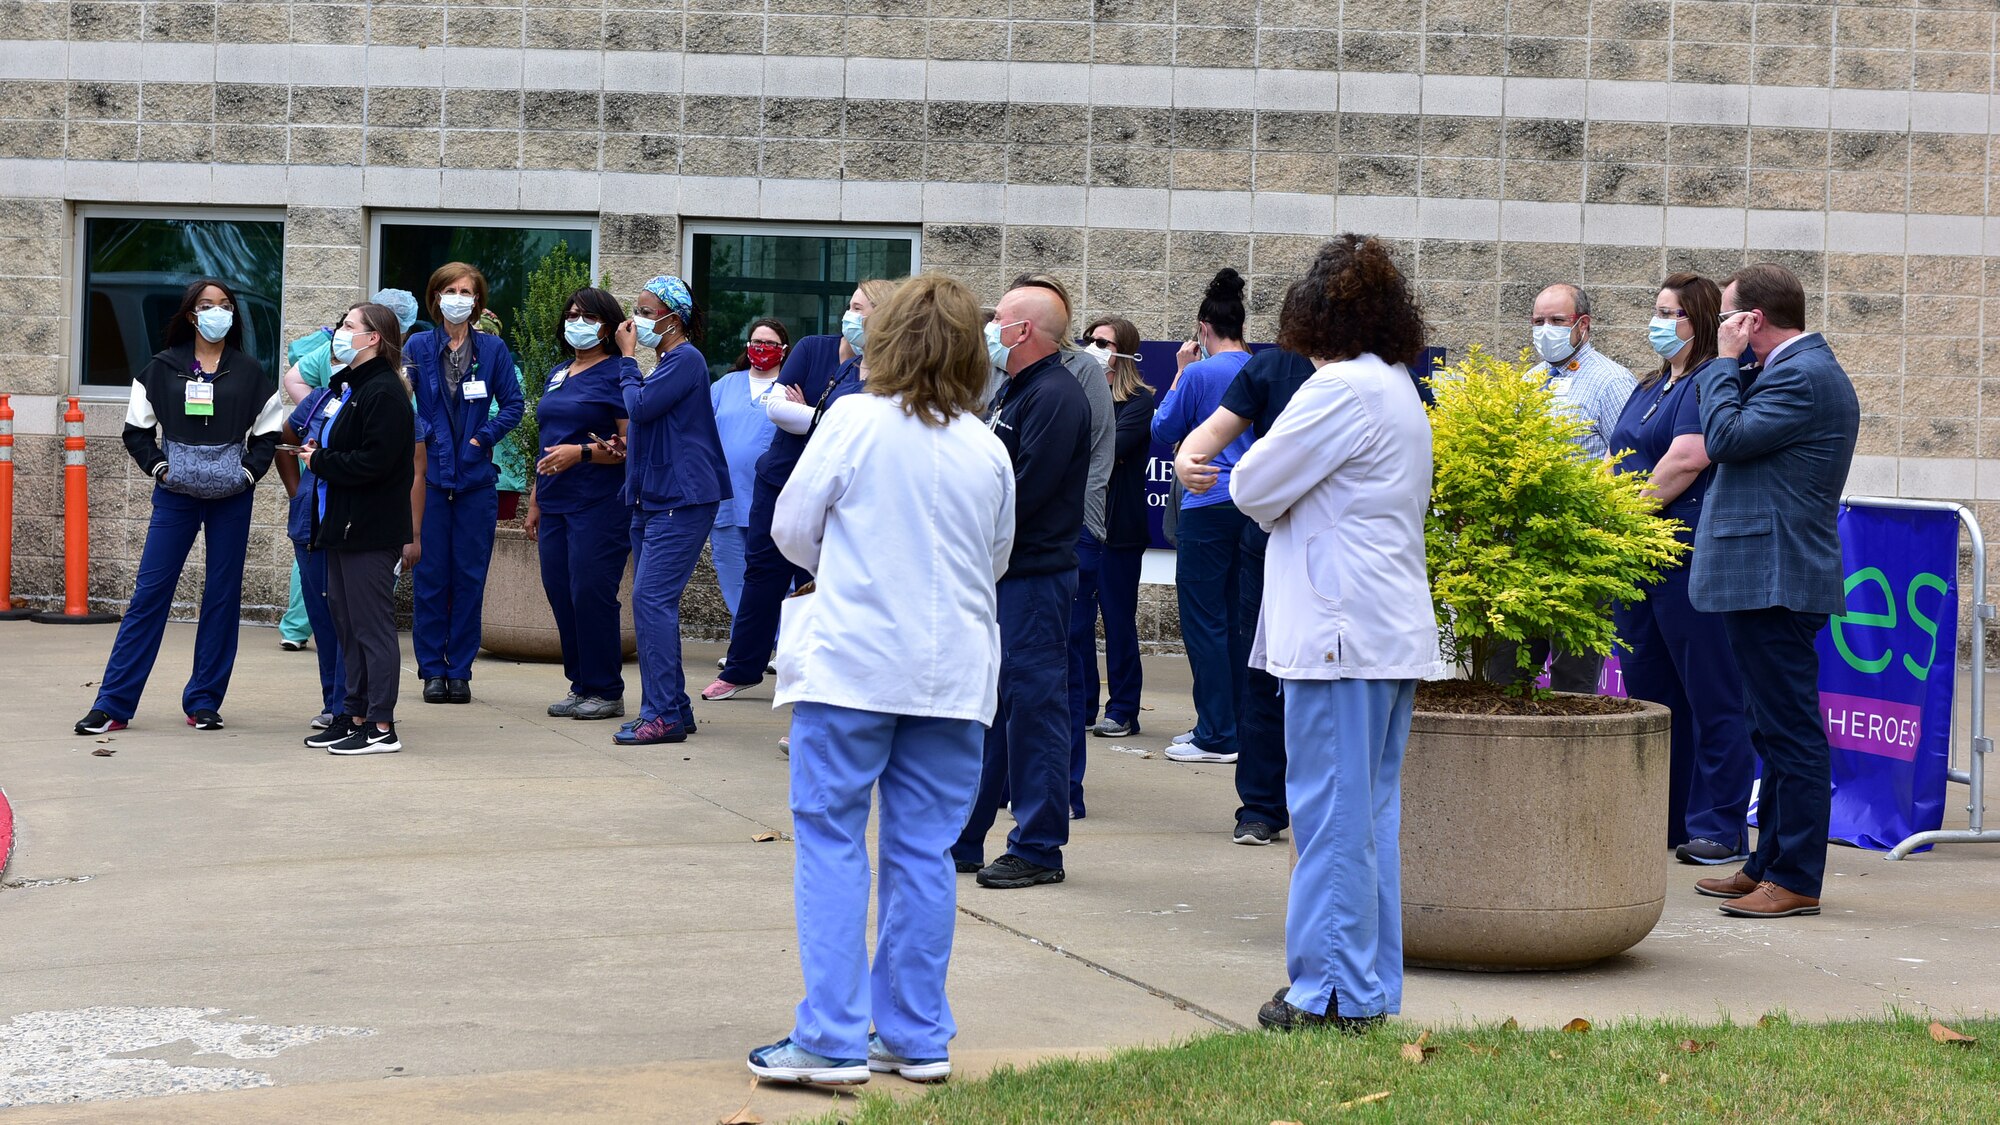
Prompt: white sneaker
<box><xmin>1172</xmin><ymin>729</ymin><xmax>1196</xmax><ymax>745</ymax></box>
<box><xmin>1165</xmin><ymin>741</ymin><xmax>1237</xmax><ymax>763</ymax></box>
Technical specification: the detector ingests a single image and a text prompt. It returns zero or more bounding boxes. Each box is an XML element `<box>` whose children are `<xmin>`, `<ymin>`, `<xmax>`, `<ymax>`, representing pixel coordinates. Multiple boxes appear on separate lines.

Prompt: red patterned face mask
<box><xmin>747</xmin><ymin>342</ymin><xmax>784</xmax><ymax>371</ymax></box>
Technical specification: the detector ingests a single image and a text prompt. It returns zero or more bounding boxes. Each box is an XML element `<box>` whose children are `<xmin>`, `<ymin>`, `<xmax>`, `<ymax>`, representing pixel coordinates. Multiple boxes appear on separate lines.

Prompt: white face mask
<box><xmin>331</xmin><ymin>328</ymin><xmax>366</xmax><ymax>364</ymax></box>
<box><xmin>1532</xmin><ymin>322</ymin><xmax>1577</xmax><ymax>366</ymax></box>
<box><xmin>195</xmin><ymin>306</ymin><xmax>233</xmax><ymax>343</ymax></box>
<box><xmin>438</xmin><ymin>294</ymin><xmax>476</xmax><ymax>325</ymax></box>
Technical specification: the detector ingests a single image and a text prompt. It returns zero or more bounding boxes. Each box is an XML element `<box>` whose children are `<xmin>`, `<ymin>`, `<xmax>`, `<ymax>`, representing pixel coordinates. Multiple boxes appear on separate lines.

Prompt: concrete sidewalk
<box><xmin>2</xmin><ymin>621</ymin><xmax>1995</xmax><ymax>1122</ymax></box>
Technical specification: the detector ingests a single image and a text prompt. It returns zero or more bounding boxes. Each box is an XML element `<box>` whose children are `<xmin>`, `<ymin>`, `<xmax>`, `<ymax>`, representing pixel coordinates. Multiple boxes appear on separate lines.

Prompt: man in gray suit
<box><xmin>1688</xmin><ymin>263</ymin><xmax>1859</xmax><ymax>919</ymax></box>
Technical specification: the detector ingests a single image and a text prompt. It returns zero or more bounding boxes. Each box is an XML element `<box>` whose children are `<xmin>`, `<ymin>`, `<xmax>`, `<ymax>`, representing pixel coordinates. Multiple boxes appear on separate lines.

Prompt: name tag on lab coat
<box><xmin>184</xmin><ymin>381</ymin><xmax>215</xmax><ymax>416</ymax></box>
<box><xmin>462</xmin><ymin>379</ymin><xmax>488</xmax><ymax>400</ymax></box>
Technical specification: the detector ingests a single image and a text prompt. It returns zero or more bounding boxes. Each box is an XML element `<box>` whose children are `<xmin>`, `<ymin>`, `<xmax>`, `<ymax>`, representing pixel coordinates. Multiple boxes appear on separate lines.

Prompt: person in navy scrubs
<box><xmin>407</xmin><ymin>262</ymin><xmax>524</xmax><ymax>706</ymax></box>
<box><xmin>1609</xmin><ymin>272</ymin><xmax>1757</xmax><ymax>866</ymax></box>
<box><xmin>524</xmin><ymin>287</ymin><xmax>633</xmax><ymax>724</ymax></box>
<box><xmin>615</xmin><ymin>275</ymin><xmax>731</xmax><ymax>745</ymax></box>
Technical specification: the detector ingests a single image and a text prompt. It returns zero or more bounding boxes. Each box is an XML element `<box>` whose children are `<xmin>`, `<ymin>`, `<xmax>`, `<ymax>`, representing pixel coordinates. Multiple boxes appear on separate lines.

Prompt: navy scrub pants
<box><xmin>1613</xmin><ymin>557</ymin><xmax>1756</xmax><ymax>851</ymax></box>
<box><xmin>1175</xmin><ymin>501</ymin><xmax>1249</xmax><ymax>755</ymax></box>
<box><xmin>293</xmin><ymin>540</ymin><xmax>346</xmax><ymax>718</ymax></box>
<box><xmin>1234</xmin><ymin>523</ymin><xmax>1289</xmax><ymax>832</ymax></box>
<box><xmin>786</xmin><ymin>702</ymin><xmax>985</xmax><ymax>1062</ymax></box>
<box><xmin>718</xmin><ymin>476</ymin><xmax>809</xmax><ymax>688</ymax></box>
<box><xmin>630</xmin><ymin>502</ymin><xmax>716</xmax><ymax>729</ymax></box>
<box><xmin>538</xmin><ymin>499</ymin><xmax>631</xmax><ymax>702</ymax></box>
<box><xmin>952</xmin><ymin>568</ymin><xmax>1078</xmax><ymax>872</ymax></box>
<box><xmin>92</xmin><ymin>486</ymin><xmax>255</xmax><ymax>721</ymax></box>
<box><xmin>1723</xmin><ymin>607</ymin><xmax>1833</xmax><ymax>899</ymax></box>
<box><xmin>414</xmin><ymin>482</ymin><xmax>498</xmax><ymax>681</ymax></box>
<box><xmin>1097</xmin><ymin>543</ymin><xmax>1145</xmax><ymax>729</ymax></box>
<box><xmin>1065</xmin><ymin>529</ymin><xmax>1105</xmax><ymax>817</ymax></box>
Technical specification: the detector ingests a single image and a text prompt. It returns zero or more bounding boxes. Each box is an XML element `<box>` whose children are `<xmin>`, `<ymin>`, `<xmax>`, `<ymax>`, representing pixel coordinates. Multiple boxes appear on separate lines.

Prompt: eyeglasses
<box><xmin>1083</xmin><ymin>336</ymin><xmax>1118</xmax><ymax>348</ymax></box>
<box><xmin>1653</xmin><ymin>308</ymin><xmax>1688</xmax><ymax>320</ymax></box>
<box><xmin>195</xmin><ymin>300</ymin><xmax>236</xmax><ymax>311</ymax></box>
<box><xmin>1719</xmin><ymin>309</ymin><xmax>1750</xmax><ymax>323</ymax></box>
<box><xmin>566</xmin><ymin>313</ymin><xmax>604</xmax><ymax>324</ymax></box>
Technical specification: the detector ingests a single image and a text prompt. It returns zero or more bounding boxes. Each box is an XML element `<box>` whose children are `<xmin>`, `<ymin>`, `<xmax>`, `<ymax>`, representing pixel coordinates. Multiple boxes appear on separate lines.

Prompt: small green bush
<box><xmin>507</xmin><ymin>242</ymin><xmax>596</xmax><ymax>471</ymax></box>
<box><xmin>1425</xmin><ymin>345</ymin><xmax>1688</xmax><ymax>685</ymax></box>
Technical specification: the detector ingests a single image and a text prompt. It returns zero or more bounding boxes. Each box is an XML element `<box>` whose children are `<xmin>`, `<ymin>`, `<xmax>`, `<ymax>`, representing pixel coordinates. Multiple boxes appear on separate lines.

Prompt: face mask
<box><xmin>563</xmin><ymin>318</ymin><xmax>602</xmax><ymax>350</ymax></box>
<box><xmin>195</xmin><ymin>307</ymin><xmax>233</xmax><ymax>343</ymax></box>
<box><xmin>331</xmin><ymin>328</ymin><xmax>367</xmax><ymax>364</ymax></box>
<box><xmin>1083</xmin><ymin>342</ymin><xmax>1114</xmax><ymax>370</ymax></box>
<box><xmin>986</xmin><ymin>320</ymin><xmax>1027</xmax><ymax>370</ymax></box>
<box><xmin>1648</xmin><ymin>317</ymin><xmax>1688</xmax><ymax>359</ymax></box>
<box><xmin>438</xmin><ymin>294</ymin><xmax>476</xmax><ymax>325</ymax></box>
<box><xmin>840</xmin><ymin>310</ymin><xmax>866</xmax><ymax>354</ymax></box>
<box><xmin>746</xmin><ymin>341</ymin><xmax>784</xmax><ymax>371</ymax></box>
<box><xmin>634</xmin><ymin>316</ymin><xmax>663</xmax><ymax>349</ymax></box>
<box><xmin>1532</xmin><ymin>323</ymin><xmax>1577</xmax><ymax>366</ymax></box>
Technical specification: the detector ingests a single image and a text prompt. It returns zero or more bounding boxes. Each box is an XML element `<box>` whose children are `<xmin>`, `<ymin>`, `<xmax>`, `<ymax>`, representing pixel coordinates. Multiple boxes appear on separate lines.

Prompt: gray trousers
<box><xmin>1485</xmin><ymin>637</ymin><xmax>1604</xmax><ymax>694</ymax></box>
<box><xmin>327</xmin><ymin>547</ymin><xmax>402</xmax><ymax>723</ymax></box>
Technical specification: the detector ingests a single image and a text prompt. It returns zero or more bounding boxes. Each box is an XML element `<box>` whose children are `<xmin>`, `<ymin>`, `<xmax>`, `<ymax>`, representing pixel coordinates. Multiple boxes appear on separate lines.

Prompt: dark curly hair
<box><xmin>1197</xmin><ymin>267</ymin><xmax>1247</xmax><ymax>341</ymax></box>
<box><xmin>1276</xmin><ymin>235</ymin><xmax>1425</xmax><ymax>367</ymax></box>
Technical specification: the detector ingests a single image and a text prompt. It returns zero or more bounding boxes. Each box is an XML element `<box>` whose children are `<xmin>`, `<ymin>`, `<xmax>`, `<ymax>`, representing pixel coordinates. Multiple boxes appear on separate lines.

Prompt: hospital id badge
<box><xmin>1547</xmin><ymin>376</ymin><xmax>1573</xmax><ymax>398</ymax></box>
<box><xmin>462</xmin><ymin>379</ymin><xmax>488</xmax><ymax>400</ymax></box>
<box><xmin>184</xmin><ymin>381</ymin><xmax>215</xmax><ymax>416</ymax></box>
<box><xmin>323</xmin><ymin>397</ymin><xmax>341</xmax><ymax>418</ymax></box>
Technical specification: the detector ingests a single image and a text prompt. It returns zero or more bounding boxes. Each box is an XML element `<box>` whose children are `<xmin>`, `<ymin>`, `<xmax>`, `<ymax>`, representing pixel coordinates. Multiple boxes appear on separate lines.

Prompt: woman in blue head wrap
<box><xmin>610</xmin><ymin>276</ymin><xmax>732</xmax><ymax>745</ymax></box>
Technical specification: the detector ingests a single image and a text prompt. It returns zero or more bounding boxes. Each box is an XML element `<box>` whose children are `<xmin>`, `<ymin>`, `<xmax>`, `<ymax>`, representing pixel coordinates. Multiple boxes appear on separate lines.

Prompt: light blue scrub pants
<box><xmin>788</xmin><ymin>701</ymin><xmax>986</xmax><ymax>1063</ymax></box>
<box><xmin>1283</xmin><ymin>677</ymin><xmax>1416</xmax><ymax>1020</ymax></box>
<box><xmin>708</xmin><ymin>520</ymin><xmax>747</xmax><ymax>616</ymax></box>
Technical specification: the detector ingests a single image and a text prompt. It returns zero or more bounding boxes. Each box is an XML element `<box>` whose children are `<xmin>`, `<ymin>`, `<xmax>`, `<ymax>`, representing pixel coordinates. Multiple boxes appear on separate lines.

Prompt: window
<box><xmin>684</xmin><ymin>222</ymin><xmax>919</xmax><ymax>378</ymax></box>
<box><xmin>76</xmin><ymin>209</ymin><xmax>286</xmax><ymax>392</ymax></box>
<box><xmin>371</xmin><ymin>214</ymin><xmax>597</xmax><ymax>340</ymax></box>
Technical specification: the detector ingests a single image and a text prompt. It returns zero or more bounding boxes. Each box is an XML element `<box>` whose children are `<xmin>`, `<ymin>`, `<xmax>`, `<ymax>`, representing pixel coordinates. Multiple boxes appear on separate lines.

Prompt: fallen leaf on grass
<box><xmin>1678</xmin><ymin>1040</ymin><xmax>1715</xmax><ymax>1054</ymax></box>
<box><xmin>1336</xmin><ymin>1092</ymin><xmax>1390</xmax><ymax>1111</ymax></box>
<box><xmin>1657</xmin><ymin>1072</ymin><xmax>1671</xmax><ymax>1085</ymax></box>
<box><xmin>1548</xmin><ymin>1050</ymin><xmax>1564</xmax><ymax>1060</ymax></box>
<box><xmin>1756</xmin><ymin>1014</ymin><xmax>1779</xmax><ymax>1029</ymax></box>
<box><xmin>1562</xmin><ymin>1018</ymin><xmax>1592</xmax><ymax>1033</ymax></box>
<box><xmin>1400</xmin><ymin>1043</ymin><xmax>1437</xmax><ymax>1065</ymax></box>
<box><xmin>91</xmin><ymin>748</ymin><xmax>115</xmax><ymax>757</ymax></box>
<box><xmin>1500</xmin><ymin>1017</ymin><xmax>1519</xmax><ymax>1032</ymax></box>
<box><xmin>1272</xmin><ymin>1120</ymin><xmax>1304</xmax><ymax>1124</ymax></box>
<box><xmin>718</xmin><ymin>1077</ymin><xmax>763</xmax><ymax>1124</ymax></box>
<box><xmin>1929</xmin><ymin>1022</ymin><xmax>1977</xmax><ymax>1048</ymax></box>
<box><xmin>1462</xmin><ymin>1044</ymin><xmax>1499</xmax><ymax>1057</ymax></box>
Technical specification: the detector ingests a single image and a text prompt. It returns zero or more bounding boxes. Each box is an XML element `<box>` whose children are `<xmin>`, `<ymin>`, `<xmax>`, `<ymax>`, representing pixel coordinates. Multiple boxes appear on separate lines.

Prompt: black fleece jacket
<box><xmin>309</xmin><ymin>355</ymin><xmax>416</xmax><ymax>551</ymax></box>
<box><xmin>989</xmin><ymin>352</ymin><xmax>1092</xmax><ymax>577</ymax></box>
<box><xmin>121</xmin><ymin>343</ymin><xmax>281</xmax><ymax>481</ymax></box>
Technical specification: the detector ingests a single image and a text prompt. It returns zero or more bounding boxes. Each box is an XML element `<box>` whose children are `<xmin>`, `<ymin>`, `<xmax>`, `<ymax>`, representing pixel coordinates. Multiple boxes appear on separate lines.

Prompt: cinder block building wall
<box><xmin>0</xmin><ymin>0</ymin><xmax>1994</xmax><ymax>642</ymax></box>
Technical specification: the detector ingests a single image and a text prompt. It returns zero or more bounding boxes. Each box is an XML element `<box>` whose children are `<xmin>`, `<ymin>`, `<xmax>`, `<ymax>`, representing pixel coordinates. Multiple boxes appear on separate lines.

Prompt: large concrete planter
<box><xmin>479</xmin><ymin>526</ymin><xmax>637</xmax><ymax>662</ymax></box>
<box><xmin>1401</xmin><ymin>699</ymin><xmax>1672</xmax><ymax>971</ymax></box>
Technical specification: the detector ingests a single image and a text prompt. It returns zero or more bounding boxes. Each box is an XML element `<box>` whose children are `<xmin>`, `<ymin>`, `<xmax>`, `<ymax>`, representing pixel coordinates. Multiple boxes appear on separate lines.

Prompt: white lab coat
<box><xmin>1229</xmin><ymin>352</ymin><xmax>1444</xmax><ymax>681</ymax></box>
<box><xmin>770</xmin><ymin>392</ymin><xmax>1017</xmax><ymax>722</ymax></box>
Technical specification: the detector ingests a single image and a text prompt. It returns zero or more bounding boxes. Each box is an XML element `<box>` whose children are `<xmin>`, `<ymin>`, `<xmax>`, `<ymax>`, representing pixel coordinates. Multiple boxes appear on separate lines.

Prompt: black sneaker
<box><xmin>304</xmin><ymin>716</ymin><xmax>357</xmax><ymax>748</ymax></box>
<box><xmin>1233</xmin><ymin>821</ymin><xmax>1280</xmax><ymax>846</ymax></box>
<box><xmin>327</xmin><ymin>723</ymin><xmax>401</xmax><ymax>755</ymax></box>
<box><xmin>422</xmin><ymin>677</ymin><xmax>448</xmax><ymax>704</ymax></box>
<box><xmin>445</xmin><ymin>679</ymin><xmax>471</xmax><ymax>704</ymax></box>
<box><xmin>1676</xmin><ymin>837</ymin><xmax>1751</xmax><ymax>865</ymax></box>
<box><xmin>1257</xmin><ymin>987</ymin><xmax>1382</xmax><ymax>1034</ymax></box>
<box><xmin>187</xmin><ymin>709</ymin><xmax>224</xmax><ymax>730</ymax></box>
<box><xmin>955</xmin><ymin>860</ymin><xmax>982</xmax><ymax>874</ymax></box>
<box><xmin>74</xmin><ymin>709</ymin><xmax>127</xmax><ymax>735</ymax></box>
<box><xmin>975</xmin><ymin>854</ymin><xmax>1065</xmax><ymax>889</ymax></box>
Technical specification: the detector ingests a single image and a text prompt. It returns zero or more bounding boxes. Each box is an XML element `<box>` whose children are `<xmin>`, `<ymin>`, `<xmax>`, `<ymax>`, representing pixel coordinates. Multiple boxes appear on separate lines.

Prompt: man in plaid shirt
<box><xmin>1487</xmin><ymin>283</ymin><xmax>1638</xmax><ymax>691</ymax></box>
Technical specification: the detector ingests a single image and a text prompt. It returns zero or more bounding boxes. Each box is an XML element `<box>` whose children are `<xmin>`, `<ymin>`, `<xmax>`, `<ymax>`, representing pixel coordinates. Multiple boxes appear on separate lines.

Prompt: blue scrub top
<box><xmin>1151</xmin><ymin>351</ymin><xmax>1253</xmax><ymax>510</ymax></box>
<box><xmin>622</xmin><ymin>345</ymin><xmax>732</xmax><ymax>512</ymax></box>
<box><xmin>709</xmin><ymin>368</ymin><xmax>780</xmax><ymax>528</ymax></box>
<box><xmin>534</xmin><ymin>356</ymin><xmax>630</xmax><ymax>514</ymax></box>
<box><xmin>1609</xmin><ymin>364</ymin><xmax>1712</xmax><ymax>527</ymax></box>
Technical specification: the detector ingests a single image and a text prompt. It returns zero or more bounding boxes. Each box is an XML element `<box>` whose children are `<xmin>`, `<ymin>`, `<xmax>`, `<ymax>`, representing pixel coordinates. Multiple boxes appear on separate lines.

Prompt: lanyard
<box><xmin>315</xmin><ymin>385</ymin><xmax>354</xmax><ymax>523</ymax></box>
<box><xmin>1638</xmin><ymin>375</ymin><xmax>1681</xmax><ymax>425</ymax></box>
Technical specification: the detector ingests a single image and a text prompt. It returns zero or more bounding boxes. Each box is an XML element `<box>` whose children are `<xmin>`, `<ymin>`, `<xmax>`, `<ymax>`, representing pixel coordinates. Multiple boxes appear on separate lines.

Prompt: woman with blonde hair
<box><xmin>1078</xmin><ymin>317</ymin><xmax>1155</xmax><ymax>740</ymax></box>
<box><xmin>747</xmin><ymin>275</ymin><xmax>1015</xmax><ymax>1086</ymax></box>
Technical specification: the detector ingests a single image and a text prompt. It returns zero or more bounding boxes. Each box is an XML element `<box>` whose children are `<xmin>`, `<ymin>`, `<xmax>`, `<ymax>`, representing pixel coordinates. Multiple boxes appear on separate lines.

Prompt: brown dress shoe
<box><xmin>1694</xmin><ymin>870</ymin><xmax>1758</xmax><ymax>899</ymax></box>
<box><xmin>1718</xmin><ymin>881</ymin><xmax>1821</xmax><ymax>918</ymax></box>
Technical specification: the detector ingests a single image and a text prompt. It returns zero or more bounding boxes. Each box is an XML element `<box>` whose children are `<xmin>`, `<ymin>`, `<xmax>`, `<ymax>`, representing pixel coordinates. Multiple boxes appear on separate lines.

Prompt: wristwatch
<box><xmin>579</xmin><ymin>443</ymin><xmax>591</xmax><ymax>463</ymax></box>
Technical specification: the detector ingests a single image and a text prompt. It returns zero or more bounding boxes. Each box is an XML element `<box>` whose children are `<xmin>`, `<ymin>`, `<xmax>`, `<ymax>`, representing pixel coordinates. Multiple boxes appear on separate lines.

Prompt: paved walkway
<box><xmin>2</xmin><ymin>621</ymin><xmax>1995</xmax><ymax>1122</ymax></box>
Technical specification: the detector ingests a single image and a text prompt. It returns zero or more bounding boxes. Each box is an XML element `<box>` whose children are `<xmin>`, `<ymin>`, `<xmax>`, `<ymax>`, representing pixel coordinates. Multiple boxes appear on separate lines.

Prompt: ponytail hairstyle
<box><xmin>1277</xmin><ymin>234</ymin><xmax>1425</xmax><ymax>367</ymax></box>
<box><xmin>350</xmin><ymin>301</ymin><xmax>406</xmax><ymax>375</ymax></box>
<box><xmin>1197</xmin><ymin>267</ymin><xmax>1248</xmax><ymax>343</ymax></box>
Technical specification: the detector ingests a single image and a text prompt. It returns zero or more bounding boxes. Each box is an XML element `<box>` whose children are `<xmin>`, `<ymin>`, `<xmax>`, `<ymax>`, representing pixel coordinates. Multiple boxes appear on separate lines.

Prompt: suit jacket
<box><xmin>1688</xmin><ymin>334</ymin><xmax>1860</xmax><ymax>615</ymax></box>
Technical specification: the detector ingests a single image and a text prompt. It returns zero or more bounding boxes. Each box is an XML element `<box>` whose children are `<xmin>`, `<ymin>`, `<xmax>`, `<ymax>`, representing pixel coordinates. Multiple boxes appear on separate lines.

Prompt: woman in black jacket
<box><xmin>75</xmin><ymin>278</ymin><xmax>284</xmax><ymax>736</ymax></box>
<box><xmin>299</xmin><ymin>302</ymin><xmax>417</xmax><ymax>756</ymax></box>
<box><xmin>1080</xmin><ymin>317</ymin><xmax>1156</xmax><ymax>739</ymax></box>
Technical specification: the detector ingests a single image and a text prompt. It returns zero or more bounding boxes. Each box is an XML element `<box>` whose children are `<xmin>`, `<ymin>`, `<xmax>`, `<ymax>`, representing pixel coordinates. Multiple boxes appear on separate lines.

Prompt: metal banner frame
<box><xmin>1835</xmin><ymin>497</ymin><xmax>1996</xmax><ymax>859</ymax></box>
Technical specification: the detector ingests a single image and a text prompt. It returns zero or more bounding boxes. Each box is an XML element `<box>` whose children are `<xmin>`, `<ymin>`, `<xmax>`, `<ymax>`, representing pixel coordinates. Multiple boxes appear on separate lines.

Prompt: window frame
<box><xmin>679</xmin><ymin>219</ymin><xmax>923</xmax><ymax>348</ymax></box>
<box><xmin>71</xmin><ymin>203</ymin><xmax>290</xmax><ymax>401</ymax></box>
<box><xmin>366</xmin><ymin>210</ymin><xmax>602</xmax><ymax>298</ymax></box>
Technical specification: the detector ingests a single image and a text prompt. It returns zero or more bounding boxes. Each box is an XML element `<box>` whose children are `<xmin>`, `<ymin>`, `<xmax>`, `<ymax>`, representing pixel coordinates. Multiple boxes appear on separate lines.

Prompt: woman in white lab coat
<box><xmin>1229</xmin><ymin>234</ymin><xmax>1444</xmax><ymax>1033</ymax></box>
<box><xmin>746</xmin><ymin>274</ymin><xmax>1016</xmax><ymax>1087</ymax></box>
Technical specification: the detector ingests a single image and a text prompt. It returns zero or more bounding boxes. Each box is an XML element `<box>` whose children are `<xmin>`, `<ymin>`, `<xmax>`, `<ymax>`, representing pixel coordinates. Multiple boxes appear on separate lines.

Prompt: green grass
<box><xmin>804</xmin><ymin>1014</ymin><xmax>2000</xmax><ymax>1124</ymax></box>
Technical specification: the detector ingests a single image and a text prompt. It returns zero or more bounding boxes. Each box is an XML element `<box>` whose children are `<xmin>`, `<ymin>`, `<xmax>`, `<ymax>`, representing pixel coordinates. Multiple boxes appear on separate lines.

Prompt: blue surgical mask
<box><xmin>195</xmin><ymin>307</ymin><xmax>233</xmax><ymax>343</ymax></box>
<box><xmin>986</xmin><ymin>319</ymin><xmax>1027</xmax><ymax>370</ymax></box>
<box><xmin>840</xmin><ymin>309</ymin><xmax>866</xmax><ymax>354</ymax></box>
<box><xmin>634</xmin><ymin>316</ymin><xmax>664</xmax><ymax>349</ymax></box>
<box><xmin>438</xmin><ymin>294</ymin><xmax>476</xmax><ymax>325</ymax></box>
<box><xmin>563</xmin><ymin>318</ymin><xmax>602</xmax><ymax>349</ymax></box>
<box><xmin>331</xmin><ymin>328</ymin><xmax>362</xmax><ymax>364</ymax></box>
<box><xmin>1648</xmin><ymin>317</ymin><xmax>1688</xmax><ymax>359</ymax></box>
<box><xmin>1532</xmin><ymin>323</ymin><xmax>1577</xmax><ymax>366</ymax></box>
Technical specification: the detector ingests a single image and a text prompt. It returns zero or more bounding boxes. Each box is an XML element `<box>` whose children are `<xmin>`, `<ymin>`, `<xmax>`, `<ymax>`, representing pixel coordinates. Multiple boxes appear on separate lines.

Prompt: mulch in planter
<box><xmin>1416</xmin><ymin>679</ymin><xmax>1645</xmax><ymax>717</ymax></box>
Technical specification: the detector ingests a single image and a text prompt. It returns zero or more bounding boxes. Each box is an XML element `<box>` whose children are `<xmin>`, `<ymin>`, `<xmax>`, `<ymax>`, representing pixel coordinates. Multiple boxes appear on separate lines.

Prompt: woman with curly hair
<box><xmin>1230</xmin><ymin>235</ymin><xmax>1444</xmax><ymax>1033</ymax></box>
